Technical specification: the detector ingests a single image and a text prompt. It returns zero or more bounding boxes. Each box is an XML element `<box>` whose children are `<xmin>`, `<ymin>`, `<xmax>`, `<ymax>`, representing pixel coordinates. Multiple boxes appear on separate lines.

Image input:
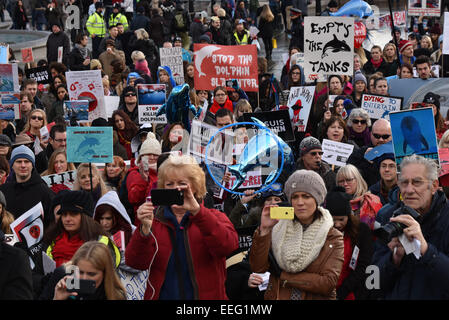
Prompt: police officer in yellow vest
<box><xmin>86</xmin><ymin>1</ymin><xmax>106</xmax><ymax>59</ymax></box>
<box><xmin>232</xmin><ymin>19</ymin><xmax>251</xmax><ymax>45</ymax></box>
<box><xmin>109</xmin><ymin>3</ymin><xmax>129</xmax><ymax>31</ymax></box>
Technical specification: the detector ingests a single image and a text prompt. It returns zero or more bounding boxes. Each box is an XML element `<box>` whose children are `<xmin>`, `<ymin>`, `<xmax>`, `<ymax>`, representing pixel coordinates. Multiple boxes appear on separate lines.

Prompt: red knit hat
<box><xmin>399</xmin><ymin>41</ymin><xmax>413</xmax><ymax>54</ymax></box>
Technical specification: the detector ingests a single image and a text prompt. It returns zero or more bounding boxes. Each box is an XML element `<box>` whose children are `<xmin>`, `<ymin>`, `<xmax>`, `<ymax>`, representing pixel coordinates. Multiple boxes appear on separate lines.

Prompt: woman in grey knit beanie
<box><xmin>249</xmin><ymin>169</ymin><xmax>344</xmax><ymax>300</ymax></box>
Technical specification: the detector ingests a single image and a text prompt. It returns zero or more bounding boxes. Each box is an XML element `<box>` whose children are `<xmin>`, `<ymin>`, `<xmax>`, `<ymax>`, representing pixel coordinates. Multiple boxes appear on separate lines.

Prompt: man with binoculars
<box><xmin>372</xmin><ymin>154</ymin><xmax>449</xmax><ymax>299</ymax></box>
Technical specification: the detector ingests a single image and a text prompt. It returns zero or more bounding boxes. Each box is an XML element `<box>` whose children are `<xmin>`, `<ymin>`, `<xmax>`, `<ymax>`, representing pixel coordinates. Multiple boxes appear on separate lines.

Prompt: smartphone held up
<box><xmin>150</xmin><ymin>188</ymin><xmax>184</xmax><ymax>207</ymax></box>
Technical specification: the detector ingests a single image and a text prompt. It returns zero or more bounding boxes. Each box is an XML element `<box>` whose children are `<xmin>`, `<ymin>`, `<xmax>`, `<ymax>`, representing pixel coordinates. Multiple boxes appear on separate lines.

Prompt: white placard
<box><xmin>116</xmin><ymin>268</ymin><xmax>149</xmax><ymax>300</ymax></box>
<box><xmin>361</xmin><ymin>94</ymin><xmax>402</xmax><ymax>119</ymax></box>
<box><xmin>138</xmin><ymin>104</ymin><xmax>167</xmax><ymax>124</ymax></box>
<box><xmin>159</xmin><ymin>47</ymin><xmax>184</xmax><ymax>85</ymax></box>
<box><xmin>322</xmin><ymin>139</ymin><xmax>355</xmax><ymax>167</ymax></box>
<box><xmin>66</xmin><ymin>70</ymin><xmax>106</xmax><ymax>122</ymax></box>
<box><xmin>304</xmin><ymin>17</ymin><xmax>354</xmax><ymax>82</ymax></box>
<box><xmin>287</xmin><ymin>86</ymin><xmax>315</xmax><ymax>132</ymax></box>
<box><xmin>104</xmin><ymin>95</ymin><xmax>120</xmax><ymax>118</ymax></box>
<box><xmin>444</xmin><ymin>12</ymin><xmax>449</xmax><ymax>55</ymax></box>
<box><xmin>57</xmin><ymin>46</ymin><xmax>63</xmax><ymax>63</ymax></box>
<box><xmin>41</xmin><ymin>170</ymin><xmax>77</xmax><ymax>190</ymax></box>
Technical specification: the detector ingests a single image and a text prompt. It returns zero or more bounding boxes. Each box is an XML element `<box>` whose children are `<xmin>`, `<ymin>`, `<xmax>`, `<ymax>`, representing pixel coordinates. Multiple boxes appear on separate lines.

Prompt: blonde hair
<box><xmin>73</xmin><ymin>163</ymin><xmax>108</xmax><ymax>196</ymax></box>
<box><xmin>135</xmin><ymin>28</ymin><xmax>149</xmax><ymax>40</ymax></box>
<box><xmin>131</xmin><ymin>50</ymin><xmax>145</xmax><ymax>62</ymax></box>
<box><xmin>260</xmin><ymin>4</ymin><xmax>274</xmax><ymax>22</ymax></box>
<box><xmin>157</xmin><ymin>154</ymin><xmax>207</xmax><ymax>201</ymax></box>
<box><xmin>439</xmin><ymin>129</ymin><xmax>449</xmax><ymax>148</ymax></box>
<box><xmin>234</xmin><ymin>99</ymin><xmax>252</xmax><ymax>118</ymax></box>
<box><xmin>383</xmin><ymin>43</ymin><xmax>397</xmax><ymax>63</ymax></box>
<box><xmin>41</xmin><ymin>148</ymin><xmax>76</xmax><ymax>176</ymax></box>
<box><xmin>336</xmin><ymin>164</ymin><xmax>368</xmax><ymax>198</ymax></box>
<box><xmin>21</xmin><ymin>109</ymin><xmax>47</xmax><ymax>135</ymax></box>
<box><xmin>71</xmin><ymin>241</ymin><xmax>126</xmax><ymax>300</ymax></box>
<box><xmin>1</xmin><ymin>205</ymin><xmax>14</xmax><ymax>234</ymax></box>
<box><xmin>421</xmin><ymin>35</ymin><xmax>433</xmax><ymax>51</ymax></box>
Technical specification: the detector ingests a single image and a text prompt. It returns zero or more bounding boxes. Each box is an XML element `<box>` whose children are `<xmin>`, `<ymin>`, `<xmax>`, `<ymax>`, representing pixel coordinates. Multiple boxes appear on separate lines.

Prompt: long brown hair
<box><xmin>103</xmin><ymin>155</ymin><xmax>127</xmax><ymax>187</ymax></box>
<box><xmin>344</xmin><ymin>214</ymin><xmax>361</xmax><ymax>245</ymax></box>
<box><xmin>161</xmin><ymin>122</ymin><xmax>185</xmax><ymax>151</ymax></box>
<box><xmin>41</xmin><ymin>148</ymin><xmax>76</xmax><ymax>176</ymax></box>
<box><xmin>260</xmin><ymin>4</ymin><xmax>274</xmax><ymax>22</ymax></box>
<box><xmin>111</xmin><ymin>110</ymin><xmax>138</xmax><ymax>141</ymax></box>
<box><xmin>0</xmin><ymin>196</ymin><xmax>14</xmax><ymax>234</ymax></box>
<box><xmin>71</xmin><ymin>241</ymin><xmax>127</xmax><ymax>300</ymax></box>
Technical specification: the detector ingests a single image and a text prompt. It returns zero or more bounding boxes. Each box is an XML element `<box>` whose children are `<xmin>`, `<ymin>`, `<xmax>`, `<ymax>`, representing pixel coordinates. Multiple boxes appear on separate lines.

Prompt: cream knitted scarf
<box><xmin>271</xmin><ymin>207</ymin><xmax>334</xmax><ymax>273</ymax></box>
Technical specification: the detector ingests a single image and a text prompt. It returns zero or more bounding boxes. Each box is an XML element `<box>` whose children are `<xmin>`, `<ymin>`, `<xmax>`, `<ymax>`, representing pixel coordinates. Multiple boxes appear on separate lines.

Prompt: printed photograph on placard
<box><xmin>137</xmin><ymin>84</ymin><xmax>166</xmax><ymax>105</ymax></box>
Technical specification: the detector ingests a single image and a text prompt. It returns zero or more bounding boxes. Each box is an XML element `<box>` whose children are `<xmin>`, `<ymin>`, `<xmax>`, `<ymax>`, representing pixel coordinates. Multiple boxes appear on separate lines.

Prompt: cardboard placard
<box><xmin>408</xmin><ymin>0</ymin><xmax>441</xmax><ymax>16</ymax></box>
<box><xmin>66</xmin><ymin>70</ymin><xmax>106</xmax><ymax>122</ymax></box>
<box><xmin>193</xmin><ymin>44</ymin><xmax>259</xmax><ymax>92</ymax></box>
<box><xmin>0</xmin><ymin>44</ymin><xmax>8</xmax><ymax>64</ymax></box>
<box><xmin>25</xmin><ymin>66</ymin><xmax>49</xmax><ymax>85</ymax></box>
<box><xmin>322</xmin><ymin>139</ymin><xmax>355</xmax><ymax>167</ymax></box>
<box><xmin>21</xmin><ymin>48</ymin><xmax>34</xmax><ymax>63</ymax></box>
<box><xmin>41</xmin><ymin>170</ymin><xmax>77</xmax><ymax>190</ymax></box>
<box><xmin>104</xmin><ymin>95</ymin><xmax>120</xmax><ymax>118</ymax></box>
<box><xmin>243</xmin><ymin>109</ymin><xmax>295</xmax><ymax>142</ymax></box>
<box><xmin>0</xmin><ymin>92</ymin><xmax>20</xmax><ymax>120</ymax></box>
<box><xmin>159</xmin><ymin>47</ymin><xmax>184</xmax><ymax>85</ymax></box>
<box><xmin>67</xmin><ymin>126</ymin><xmax>113</xmax><ymax>163</ymax></box>
<box><xmin>389</xmin><ymin>107</ymin><xmax>439</xmax><ymax>167</ymax></box>
<box><xmin>64</xmin><ymin>100</ymin><xmax>89</xmax><ymax>122</ymax></box>
<box><xmin>304</xmin><ymin>17</ymin><xmax>354</xmax><ymax>82</ymax></box>
<box><xmin>287</xmin><ymin>86</ymin><xmax>315</xmax><ymax>132</ymax></box>
<box><xmin>361</xmin><ymin>94</ymin><xmax>402</xmax><ymax>119</ymax></box>
<box><xmin>0</xmin><ymin>63</ymin><xmax>20</xmax><ymax>92</ymax></box>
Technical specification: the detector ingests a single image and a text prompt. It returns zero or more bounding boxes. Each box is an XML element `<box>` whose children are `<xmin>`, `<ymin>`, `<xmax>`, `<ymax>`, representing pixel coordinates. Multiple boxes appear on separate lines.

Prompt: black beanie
<box><xmin>57</xmin><ymin>190</ymin><xmax>95</xmax><ymax>217</ymax></box>
<box><xmin>324</xmin><ymin>186</ymin><xmax>352</xmax><ymax>216</ymax></box>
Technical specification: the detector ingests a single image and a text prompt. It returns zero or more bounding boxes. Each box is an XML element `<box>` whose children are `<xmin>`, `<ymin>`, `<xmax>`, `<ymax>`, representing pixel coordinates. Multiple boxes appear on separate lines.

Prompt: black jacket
<box><xmin>148</xmin><ymin>15</ymin><xmax>165</xmax><ymax>47</ymax></box>
<box><xmin>46</xmin><ymin>31</ymin><xmax>71</xmax><ymax>64</ymax></box>
<box><xmin>372</xmin><ymin>191</ymin><xmax>449</xmax><ymax>299</ymax></box>
<box><xmin>0</xmin><ymin>170</ymin><xmax>55</xmax><ymax>228</ymax></box>
<box><xmin>362</xmin><ymin>59</ymin><xmax>390</xmax><ymax>77</ymax></box>
<box><xmin>130</xmin><ymin>13</ymin><xmax>151</xmax><ymax>32</ymax></box>
<box><xmin>290</xmin><ymin>17</ymin><xmax>304</xmax><ymax>51</ymax></box>
<box><xmin>190</xmin><ymin>19</ymin><xmax>207</xmax><ymax>44</ymax></box>
<box><xmin>68</xmin><ymin>46</ymin><xmax>92</xmax><ymax>71</ymax></box>
<box><xmin>0</xmin><ymin>236</ymin><xmax>33</xmax><ymax>300</ymax></box>
<box><xmin>347</xmin><ymin>145</ymin><xmax>380</xmax><ymax>187</ymax></box>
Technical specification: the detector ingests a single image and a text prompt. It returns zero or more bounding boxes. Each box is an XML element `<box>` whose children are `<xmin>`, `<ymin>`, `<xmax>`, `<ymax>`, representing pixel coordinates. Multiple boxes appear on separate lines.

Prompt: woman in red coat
<box><xmin>125</xmin><ymin>154</ymin><xmax>239</xmax><ymax>300</ymax></box>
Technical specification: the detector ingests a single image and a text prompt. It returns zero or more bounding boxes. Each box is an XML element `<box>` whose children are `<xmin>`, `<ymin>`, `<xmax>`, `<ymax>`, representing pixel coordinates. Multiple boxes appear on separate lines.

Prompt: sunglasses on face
<box><xmin>352</xmin><ymin>119</ymin><xmax>367</xmax><ymax>125</ymax></box>
<box><xmin>125</xmin><ymin>93</ymin><xmax>136</xmax><ymax>97</ymax></box>
<box><xmin>31</xmin><ymin>116</ymin><xmax>44</xmax><ymax>121</ymax></box>
<box><xmin>372</xmin><ymin>133</ymin><xmax>390</xmax><ymax>140</ymax></box>
<box><xmin>309</xmin><ymin>151</ymin><xmax>324</xmax><ymax>156</ymax></box>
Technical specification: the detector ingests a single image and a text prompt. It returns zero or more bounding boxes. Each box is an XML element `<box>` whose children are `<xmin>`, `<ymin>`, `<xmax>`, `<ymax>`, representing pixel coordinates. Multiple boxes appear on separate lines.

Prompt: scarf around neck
<box><xmin>75</xmin><ymin>43</ymin><xmax>88</xmax><ymax>59</ymax></box>
<box><xmin>371</xmin><ymin>57</ymin><xmax>383</xmax><ymax>69</ymax></box>
<box><xmin>271</xmin><ymin>207</ymin><xmax>334</xmax><ymax>273</ymax></box>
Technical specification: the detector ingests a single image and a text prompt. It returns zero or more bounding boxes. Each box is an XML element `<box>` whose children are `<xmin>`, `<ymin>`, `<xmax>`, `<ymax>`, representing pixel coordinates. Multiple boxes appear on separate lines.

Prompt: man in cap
<box><xmin>320</xmin><ymin>0</ymin><xmax>339</xmax><ymax>16</ymax></box>
<box><xmin>118</xmin><ymin>86</ymin><xmax>139</xmax><ymax>125</ymax></box>
<box><xmin>86</xmin><ymin>2</ymin><xmax>107</xmax><ymax>59</ymax></box>
<box><xmin>209</xmin><ymin>16</ymin><xmax>228</xmax><ymax>45</ymax></box>
<box><xmin>289</xmin><ymin>7</ymin><xmax>304</xmax><ymax>51</ymax></box>
<box><xmin>109</xmin><ymin>3</ymin><xmax>128</xmax><ymax>31</ymax></box>
<box><xmin>0</xmin><ymin>145</ymin><xmax>54</xmax><ymax>228</ymax></box>
<box><xmin>296</xmin><ymin>136</ymin><xmax>336</xmax><ymax>191</ymax></box>
<box><xmin>46</xmin><ymin>21</ymin><xmax>71</xmax><ymax>64</ymax></box>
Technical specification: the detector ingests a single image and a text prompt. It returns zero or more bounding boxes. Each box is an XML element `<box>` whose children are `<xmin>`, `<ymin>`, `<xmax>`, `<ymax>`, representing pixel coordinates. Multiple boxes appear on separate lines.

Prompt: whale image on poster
<box><xmin>67</xmin><ymin>127</ymin><xmax>113</xmax><ymax>163</ymax></box>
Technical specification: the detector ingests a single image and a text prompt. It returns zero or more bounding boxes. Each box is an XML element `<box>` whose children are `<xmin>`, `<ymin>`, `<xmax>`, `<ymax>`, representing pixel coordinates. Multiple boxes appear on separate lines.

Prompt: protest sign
<box><xmin>64</xmin><ymin>100</ymin><xmax>89</xmax><ymax>122</ymax></box>
<box><xmin>229</xmin><ymin>168</ymin><xmax>262</xmax><ymax>190</ymax></box>
<box><xmin>354</xmin><ymin>22</ymin><xmax>367</xmax><ymax>49</ymax></box>
<box><xmin>41</xmin><ymin>170</ymin><xmax>77</xmax><ymax>190</ymax></box>
<box><xmin>236</xmin><ymin>226</ymin><xmax>258</xmax><ymax>252</ymax></box>
<box><xmin>25</xmin><ymin>65</ymin><xmax>50</xmax><ymax>85</ymax></box>
<box><xmin>209</xmin><ymin>162</ymin><xmax>227</xmax><ymax>199</ymax></box>
<box><xmin>116</xmin><ymin>268</ymin><xmax>149</xmax><ymax>300</ymax></box>
<box><xmin>138</xmin><ymin>105</ymin><xmax>167</xmax><ymax>124</ymax></box>
<box><xmin>379</xmin><ymin>11</ymin><xmax>407</xmax><ymax>28</ymax></box>
<box><xmin>322</xmin><ymin>139</ymin><xmax>355</xmax><ymax>167</ymax></box>
<box><xmin>21</xmin><ymin>48</ymin><xmax>34</xmax><ymax>63</ymax></box>
<box><xmin>104</xmin><ymin>95</ymin><xmax>120</xmax><ymax>118</ymax></box>
<box><xmin>439</xmin><ymin>148</ymin><xmax>449</xmax><ymax>177</ymax></box>
<box><xmin>57</xmin><ymin>46</ymin><xmax>63</xmax><ymax>63</ymax></box>
<box><xmin>287</xmin><ymin>86</ymin><xmax>315</xmax><ymax>132</ymax></box>
<box><xmin>193</xmin><ymin>44</ymin><xmax>258</xmax><ymax>92</ymax></box>
<box><xmin>444</xmin><ymin>12</ymin><xmax>449</xmax><ymax>55</ymax></box>
<box><xmin>408</xmin><ymin>0</ymin><xmax>441</xmax><ymax>16</ymax></box>
<box><xmin>4</xmin><ymin>234</ymin><xmax>18</xmax><ymax>246</ymax></box>
<box><xmin>10</xmin><ymin>202</ymin><xmax>45</xmax><ymax>264</ymax></box>
<box><xmin>303</xmin><ymin>17</ymin><xmax>354</xmax><ymax>82</ymax></box>
<box><xmin>243</xmin><ymin>109</ymin><xmax>295</xmax><ymax>142</ymax></box>
<box><xmin>113</xmin><ymin>231</ymin><xmax>125</xmax><ymax>252</ymax></box>
<box><xmin>39</xmin><ymin>122</ymin><xmax>55</xmax><ymax>143</ymax></box>
<box><xmin>66</xmin><ymin>70</ymin><xmax>106</xmax><ymax>122</ymax></box>
<box><xmin>0</xmin><ymin>92</ymin><xmax>20</xmax><ymax>120</ymax></box>
<box><xmin>137</xmin><ymin>84</ymin><xmax>167</xmax><ymax>124</ymax></box>
<box><xmin>0</xmin><ymin>63</ymin><xmax>19</xmax><ymax>93</ymax></box>
<box><xmin>290</xmin><ymin>52</ymin><xmax>305</xmax><ymax>70</ymax></box>
<box><xmin>159</xmin><ymin>47</ymin><xmax>184</xmax><ymax>85</ymax></box>
<box><xmin>67</xmin><ymin>126</ymin><xmax>113</xmax><ymax>163</ymax></box>
<box><xmin>389</xmin><ymin>107</ymin><xmax>439</xmax><ymax>167</ymax></box>
<box><xmin>361</xmin><ymin>94</ymin><xmax>402</xmax><ymax>119</ymax></box>
<box><xmin>188</xmin><ymin>119</ymin><xmax>234</xmax><ymax>164</ymax></box>
<box><xmin>0</xmin><ymin>44</ymin><xmax>7</xmax><ymax>64</ymax></box>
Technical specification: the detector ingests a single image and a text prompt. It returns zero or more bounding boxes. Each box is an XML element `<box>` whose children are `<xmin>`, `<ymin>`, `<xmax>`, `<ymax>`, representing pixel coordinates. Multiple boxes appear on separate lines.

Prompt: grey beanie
<box><xmin>353</xmin><ymin>71</ymin><xmax>367</xmax><ymax>86</ymax></box>
<box><xmin>10</xmin><ymin>145</ymin><xmax>35</xmax><ymax>167</ymax></box>
<box><xmin>299</xmin><ymin>136</ymin><xmax>322</xmax><ymax>157</ymax></box>
<box><xmin>284</xmin><ymin>169</ymin><xmax>327</xmax><ymax>205</ymax></box>
<box><xmin>0</xmin><ymin>134</ymin><xmax>12</xmax><ymax>147</ymax></box>
<box><xmin>0</xmin><ymin>190</ymin><xmax>5</xmax><ymax>207</ymax></box>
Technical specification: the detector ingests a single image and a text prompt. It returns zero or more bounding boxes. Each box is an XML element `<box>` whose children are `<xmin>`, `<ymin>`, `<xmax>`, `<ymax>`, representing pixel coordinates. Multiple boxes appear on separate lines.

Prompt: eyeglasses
<box><xmin>125</xmin><ymin>93</ymin><xmax>136</xmax><ymax>97</ymax></box>
<box><xmin>372</xmin><ymin>133</ymin><xmax>390</xmax><ymax>140</ymax></box>
<box><xmin>309</xmin><ymin>151</ymin><xmax>323</xmax><ymax>156</ymax></box>
<box><xmin>31</xmin><ymin>116</ymin><xmax>43</xmax><ymax>121</ymax></box>
<box><xmin>398</xmin><ymin>178</ymin><xmax>428</xmax><ymax>189</ymax></box>
<box><xmin>337</xmin><ymin>177</ymin><xmax>355</xmax><ymax>185</ymax></box>
<box><xmin>352</xmin><ymin>119</ymin><xmax>367</xmax><ymax>125</ymax></box>
<box><xmin>54</xmin><ymin>139</ymin><xmax>67</xmax><ymax>143</ymax></box>
<box><xmin>215</xmin><ymin>93</ymin><xmax>226</xmax><ymax>97</ymax></box>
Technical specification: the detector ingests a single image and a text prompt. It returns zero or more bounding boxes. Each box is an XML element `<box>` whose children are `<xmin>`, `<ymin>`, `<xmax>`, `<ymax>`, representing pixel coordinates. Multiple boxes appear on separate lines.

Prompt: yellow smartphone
<box><xmin>270</xmin><ymin>206</ymin><xmax>294</xmax><ymax>220</ymax></box>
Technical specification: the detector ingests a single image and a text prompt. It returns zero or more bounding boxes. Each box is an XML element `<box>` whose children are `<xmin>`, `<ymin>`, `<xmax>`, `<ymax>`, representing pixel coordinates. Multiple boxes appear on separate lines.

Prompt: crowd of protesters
<box><xmin>1</xmin><ymin>0</ymin><xmax>449</xmax><ymax>302</ymax></box>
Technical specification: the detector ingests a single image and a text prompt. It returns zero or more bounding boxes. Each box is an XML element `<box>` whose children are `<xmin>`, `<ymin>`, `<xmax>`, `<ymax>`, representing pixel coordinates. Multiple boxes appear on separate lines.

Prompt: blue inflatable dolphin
<box><xmin>156</xmin><ymin>83</ymin><xmax>201</xmax><ymax>132</ymax></box>
<box><xmin>330</xmin><ymin>0</ymin><xmax>373</xmax><ymax>18</ymax></box>
<box><xmin>227</xmin><ymin>118</ymin><xmax>295</xmax><ymax>191</ymax></box>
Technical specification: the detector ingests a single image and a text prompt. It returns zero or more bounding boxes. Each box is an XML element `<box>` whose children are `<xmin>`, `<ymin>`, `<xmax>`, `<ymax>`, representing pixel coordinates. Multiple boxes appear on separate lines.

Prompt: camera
<box><xmin>374</xmin><ymin>205</ymin><xmax>421</xmax><ymax>244</ymax></box>
<box><xmin>225</xmin><ymin>79</ymin><xmax>238</xmax><ymax>88</ymax></box>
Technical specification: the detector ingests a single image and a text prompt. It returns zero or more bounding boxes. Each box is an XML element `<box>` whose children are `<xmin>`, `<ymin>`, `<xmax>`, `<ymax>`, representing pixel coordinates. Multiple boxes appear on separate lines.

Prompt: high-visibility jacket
<box><xmin>109</xmin><ymin>13</ymin><xmax>129</xmax><ymax>30</ymax></box>
<box><xmin>233</xmin><ymin>31</ymin><xmax>250</xmax><ymax>45</ymax></box>
<box><xmin>46</xmin><ymin>235</ymin><xmax>121</xmax><ymax>268</ymax></box>
<box><xmin>86</xmin><ymin>12</ymin><xmax>106</xmax><ymax>38</ymax></box>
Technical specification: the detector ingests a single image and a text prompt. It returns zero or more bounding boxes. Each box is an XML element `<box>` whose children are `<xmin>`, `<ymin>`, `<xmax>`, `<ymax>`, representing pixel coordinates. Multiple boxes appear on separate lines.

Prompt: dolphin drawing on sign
<box><xmin>329</xmin><ymin>0</ymin><xmax>373</xmax><ymax>18</ymax></box>
<box><xmin>194</xmin><ymin>45</ymin><xmax>221</xmax><ymax>77</ymax></box>
<box><xmin>381</xmin><ymin>110</ymin><xmax>390</xmax><ymax>119</ymax></box>
<box><xmin>400</xmin><ymin>116</ymin><xmax>429</xmax><ymax>153</ymax></box>
<box><xmin>321</xmin><ymin>35</ymin><xmax>351</xmax><ymax>58</ymax></box>
<box><xmin>76</xmin><ymin>137</ymin><xmax>100</xmax><ymax>153</ymax></box>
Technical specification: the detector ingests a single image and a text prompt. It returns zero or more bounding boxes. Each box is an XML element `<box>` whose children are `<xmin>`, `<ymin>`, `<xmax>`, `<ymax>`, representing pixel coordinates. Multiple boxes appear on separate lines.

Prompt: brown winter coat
<box><xmin>249</xmin><ymin>226</ymin><xmax>344</xmax><ymax>300</ymax></box>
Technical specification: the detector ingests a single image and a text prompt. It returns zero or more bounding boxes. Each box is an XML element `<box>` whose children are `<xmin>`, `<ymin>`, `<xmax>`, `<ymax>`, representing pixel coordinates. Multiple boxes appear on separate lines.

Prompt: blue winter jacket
<box><xmin>372</xmin><ymin>190</ymin><xmax>449</xmax><ymax>299</ymax></box>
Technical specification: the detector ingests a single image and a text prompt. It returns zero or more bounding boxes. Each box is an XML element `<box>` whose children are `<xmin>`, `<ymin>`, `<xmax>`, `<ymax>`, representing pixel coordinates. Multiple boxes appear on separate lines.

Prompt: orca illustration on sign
<box><xmin>400</xmin><ymin>116</ymin><xmax>429</xmax><ymax>153</ymax></box>
<box><xmin>321</xmin><ymin>35</ymin><xmax>351</xmax><ymax>58</ymax></box>
<box><xmin>194</xmin><ymin>45</ymin><xmax>221</xmax><ymax>77</ymax></box>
